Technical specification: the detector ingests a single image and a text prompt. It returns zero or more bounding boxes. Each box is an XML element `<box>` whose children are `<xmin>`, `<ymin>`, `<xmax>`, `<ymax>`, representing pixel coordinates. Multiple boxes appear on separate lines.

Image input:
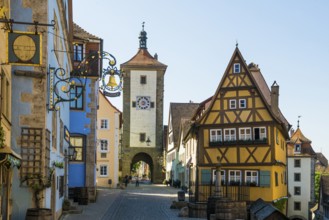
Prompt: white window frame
<box><xmin>294</xmin><ymin>144</ymin><xmax>301</xmax><ymax>154</ymax></box>
<box><xmin>100</xmin><ymin>119</ymin><xmax>109</xmax><ymax>129</ymax></box>
<box><xmin>254</xmin><ymin>127</ymin><xmax>266</xmax><ymax>140</ymax></box>
<box><xmin>210</xmin><ymin>129</ymin><xmax>222</xmax><ymax>142</ymax></box>
<box><xmin>100</xmin><ymin>139</ymin><xmax>109</xmax><ymax>152</ymax></box>
<box><xmin>239</xmin><ymin>127</ymin><xmax>252</xmax><ymax>140</ymax></box>
<box><xmin>212</xmin><ymin>169</ymin><xmax>225</xmax><ymax>185</ymax></box>
<box><xmin>233</xmin><ymin>63</ymin><xmax>240</xmax><ymax>73</ymax></box>
<box><xmin>239</xmin><ymin>99</ymin><xmax>246</xmax><ymax>108</ymax></box>
<box><xmin>229</xmin><ymin>170</ymin><xmax>241</xmax><ymax>184</ymax></box>
<box><xmin>100</xmin><ymin>165</ymin><xmax>108</xmax><ymax>177</ymax></box>
<box><xmin>224</xmin><ymin>128</ymin><xmax>236</xmax><ymax>141</ymax></box>
<box><xmin>245</xmin><ymin>170</ymin><xmax>258</xmax><ymax>185</ymax></box>
<box><xmin>229</xmin><ymin>99</ymin><xmax>236</xmax><ymax>109</ymax></box>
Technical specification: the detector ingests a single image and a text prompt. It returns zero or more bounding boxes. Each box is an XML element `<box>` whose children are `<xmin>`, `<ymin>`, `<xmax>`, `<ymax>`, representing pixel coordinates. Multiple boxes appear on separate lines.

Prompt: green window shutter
<box><xmin>201</xmin><ymin>169</ymin><xmax>212</xmax><ymax>185</ymax></box>
<box><xmin>259</xmin><ymin>170</ymin><xmax>271</xmax><ymax>187</ymax></box>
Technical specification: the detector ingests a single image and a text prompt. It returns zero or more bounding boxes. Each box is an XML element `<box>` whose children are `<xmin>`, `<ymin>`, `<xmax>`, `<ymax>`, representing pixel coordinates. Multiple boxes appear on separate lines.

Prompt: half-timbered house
<box><xmin>191</xmin><ymin>47</ymin><xmax>291</xmax><ymax>207</ymax></box>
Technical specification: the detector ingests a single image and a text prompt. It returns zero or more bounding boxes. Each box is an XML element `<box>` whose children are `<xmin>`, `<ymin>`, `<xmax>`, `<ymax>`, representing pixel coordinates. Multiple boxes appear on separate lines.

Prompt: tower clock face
<box><xmin>136</xmin><ymin>96</ymin><xmax>151</xmax><ymax>110</ymax></box>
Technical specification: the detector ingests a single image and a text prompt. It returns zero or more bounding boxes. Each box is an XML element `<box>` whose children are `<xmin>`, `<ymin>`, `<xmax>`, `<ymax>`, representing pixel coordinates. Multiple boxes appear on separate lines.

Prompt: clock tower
<box><xmin>120</xmin><ymin>24</ymin><xmax>167</xmax><ymax>183</ymax></box>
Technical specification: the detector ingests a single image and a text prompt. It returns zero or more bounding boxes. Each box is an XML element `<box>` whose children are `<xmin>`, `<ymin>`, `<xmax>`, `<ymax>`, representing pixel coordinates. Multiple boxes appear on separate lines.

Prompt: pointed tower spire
<box><xmin>139</xmin><ymin>22</ymin><xmax>147</xmax><ymax>49</ymax></box>
<box><xmin>297</xmin><ymin>115</ymin><xmax>301</xmax><ymax>128</ymax></box>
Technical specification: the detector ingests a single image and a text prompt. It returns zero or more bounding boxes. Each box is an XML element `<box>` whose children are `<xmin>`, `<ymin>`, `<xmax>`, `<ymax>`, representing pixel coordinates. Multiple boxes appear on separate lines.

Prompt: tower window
<box><xmin>294</xmin><ymin>159</ymin><xmax>301</xmax><ymax>168</ymax></box>
<box><xmin>294</xmin><ymin>144</ymin><xmax>301</xmax><ymax>153</ymax></box>
<box><xmin>233</xmin><ymin>63</ymin><xmax>240</xmax><ymax>73</ymax></box>
<box><xmin>140</xmin><ymin>75</ymin><xmax>147</xmax><ymax>84</ymax></box>
<box><xmin>140</xmin><ymin>133</ymin><xmax>146</xmax><ymax>142</ymax></box>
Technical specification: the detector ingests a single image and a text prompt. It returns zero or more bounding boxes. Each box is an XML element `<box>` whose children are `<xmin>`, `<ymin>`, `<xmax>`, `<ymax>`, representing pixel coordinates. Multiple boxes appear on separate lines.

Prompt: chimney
<box><xmin>154</xmin><ymin>53</ymin><xmax>158</xmax><ymax>60</ymax></box>
<box><xmin>271</xmin><ymin>81</ymin><xmax>279</xmax><ymax>115</ymax></box>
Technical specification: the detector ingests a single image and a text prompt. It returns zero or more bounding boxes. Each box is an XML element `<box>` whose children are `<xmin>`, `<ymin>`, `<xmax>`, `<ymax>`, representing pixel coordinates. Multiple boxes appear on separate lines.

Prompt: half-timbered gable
<box><xmin>193</xmin><ymin>47</ymin><xmax>291</xmax><ymax>204</ymax></box>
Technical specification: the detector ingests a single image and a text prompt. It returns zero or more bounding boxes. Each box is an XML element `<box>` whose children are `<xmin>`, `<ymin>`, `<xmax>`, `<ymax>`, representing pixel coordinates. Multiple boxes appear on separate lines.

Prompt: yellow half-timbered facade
<box><xmin>192</xmin><ymin>47</ymin><xmax>291</xmax><ymax>205</ymax></box>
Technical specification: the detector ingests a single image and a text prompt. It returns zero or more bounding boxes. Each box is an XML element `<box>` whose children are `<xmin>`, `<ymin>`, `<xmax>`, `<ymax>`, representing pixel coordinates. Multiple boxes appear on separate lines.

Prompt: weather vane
<box><xmin>297</xmin><ymin>115</ymin><xmax>301</xmax><ymax>128</ymax></box>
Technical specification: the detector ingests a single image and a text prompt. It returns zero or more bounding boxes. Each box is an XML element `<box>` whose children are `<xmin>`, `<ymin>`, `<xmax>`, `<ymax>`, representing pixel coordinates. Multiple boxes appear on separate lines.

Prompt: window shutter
<box><xmin>259</xmin><ymin>170</ymin><xmax>270</xmax><ymax>187</ymax></box>
<box><xmin>201</xmin><ymin>169</ymin><xmax>212</xmax><ymax>185</ymax></box>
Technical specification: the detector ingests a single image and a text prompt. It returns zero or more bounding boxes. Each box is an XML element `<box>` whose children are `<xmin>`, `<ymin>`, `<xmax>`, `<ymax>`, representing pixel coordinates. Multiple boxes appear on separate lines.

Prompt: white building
<box><xmin>287</xmin><ymin>127</ymin><xmax>316</xmax><ymax>220</ymax></box>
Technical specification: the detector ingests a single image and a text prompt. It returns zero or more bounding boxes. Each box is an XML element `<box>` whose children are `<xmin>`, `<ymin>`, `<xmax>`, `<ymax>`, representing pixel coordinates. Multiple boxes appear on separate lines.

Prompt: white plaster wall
<box><xmin>113</xmin><ymin>112</ymin><xmax>120</xmax><ymax>186</ymax></box>
<box><xmin>130</xmin><ymin>70</ymin><xmax>156</xmax><ymax>148</ymax></box>
<box><xmin>287</xmin><ymin>157</ymin><xmax>311</xmax><ymax>219</ymax></box>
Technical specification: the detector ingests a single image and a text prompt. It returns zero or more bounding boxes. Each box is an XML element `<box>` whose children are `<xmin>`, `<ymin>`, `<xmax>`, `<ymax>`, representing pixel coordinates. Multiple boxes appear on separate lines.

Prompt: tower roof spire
<box><xmin>139</xmin><ymin>22</ymin><xmax>147</xmax><ymax>49</ymax></box>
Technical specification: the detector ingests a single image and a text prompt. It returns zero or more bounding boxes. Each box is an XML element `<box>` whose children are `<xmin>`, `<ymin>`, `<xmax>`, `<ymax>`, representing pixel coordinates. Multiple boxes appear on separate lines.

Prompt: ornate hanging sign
<box><xmin>99</xmin><ymin>52</ymin><xmax>123</xmax><ymax>97</ymax></box>
<box><xmin>8</xmin><ymin>31</ymin><xmax>41</xmax><ymax>65</ymax></box>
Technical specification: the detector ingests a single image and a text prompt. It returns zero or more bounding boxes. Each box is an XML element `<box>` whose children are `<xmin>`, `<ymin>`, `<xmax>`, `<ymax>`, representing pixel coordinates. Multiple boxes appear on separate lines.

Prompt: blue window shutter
<box><xmin>259</xmin><ymin>170</ymin><xmax>271</xmax><ymax>187</ymax></box>
<box><xmin>201</xmin><ymin>169</ymin><xmax>212</xmax><ymax>185</ymax></box>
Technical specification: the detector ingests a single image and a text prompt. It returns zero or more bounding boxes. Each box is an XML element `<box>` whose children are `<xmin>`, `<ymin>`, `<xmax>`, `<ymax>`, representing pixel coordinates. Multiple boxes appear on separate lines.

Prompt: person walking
<box><xmin>124</xmin><ymin>175</ymin><xmax>129</xmax><ymax>187</ymax></box>
<box><xmin>135</xmin><ymin>176</ymin><xmax>139</xmax><ymax>187</ymax></box>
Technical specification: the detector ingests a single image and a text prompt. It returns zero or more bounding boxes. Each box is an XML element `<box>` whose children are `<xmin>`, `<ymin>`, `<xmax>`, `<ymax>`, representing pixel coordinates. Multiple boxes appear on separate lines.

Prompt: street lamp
<box><xmin>67</xmin><ymin>147</ymin><xmax>77</xmax><ymax>160</ymax></box>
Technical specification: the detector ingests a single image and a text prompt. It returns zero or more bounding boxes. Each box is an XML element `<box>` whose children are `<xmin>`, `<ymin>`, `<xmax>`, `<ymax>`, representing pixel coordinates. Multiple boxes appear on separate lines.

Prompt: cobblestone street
<box><xmin>61</xmin><ymin>184</ymin><xmax>206</xmax><ymax>220</ymax></box>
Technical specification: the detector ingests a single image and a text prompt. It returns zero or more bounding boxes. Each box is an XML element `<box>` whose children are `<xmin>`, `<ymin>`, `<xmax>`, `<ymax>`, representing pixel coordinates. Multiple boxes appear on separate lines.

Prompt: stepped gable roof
<box><xmin>121</xmin><ymin>48</ymin><xmax>167</xmax><ymax>69</ymax></box>
<box><xmin>73</xmin><ymin>22</ymin><xmax>101</xmax><ymax>40</ymax></box>
<box><xmin>169</xmin><ymin>103</ymin><xmax>200</xmax><ymax>149</ymax></box>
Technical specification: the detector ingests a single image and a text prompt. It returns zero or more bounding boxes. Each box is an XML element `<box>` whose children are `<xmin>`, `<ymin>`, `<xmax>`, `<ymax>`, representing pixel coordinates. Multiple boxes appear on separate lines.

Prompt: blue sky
<box><xmin>73</xmin><ymin>1</ymin><xmax>329</xmax><ymax>157</ymax></box>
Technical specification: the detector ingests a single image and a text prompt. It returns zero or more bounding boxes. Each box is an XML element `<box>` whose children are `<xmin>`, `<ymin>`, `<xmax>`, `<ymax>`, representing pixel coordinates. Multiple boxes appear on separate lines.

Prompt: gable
<box><xmin>199</xmin><ymin>48</ymin><xmax>273</xmax><ymax>125</ymax></box>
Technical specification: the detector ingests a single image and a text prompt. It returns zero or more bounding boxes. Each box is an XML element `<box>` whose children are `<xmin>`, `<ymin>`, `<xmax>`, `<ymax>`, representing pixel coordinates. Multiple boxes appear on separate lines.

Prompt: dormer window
<box><xmin>294</xmin><ymin>144</ymin><xmax>301</xmax><ymax>153</ymax></box>
<box><xmin>233</xmin><ymin>63</ymin><xmax>240</xmax><ymax>73</ymax></box>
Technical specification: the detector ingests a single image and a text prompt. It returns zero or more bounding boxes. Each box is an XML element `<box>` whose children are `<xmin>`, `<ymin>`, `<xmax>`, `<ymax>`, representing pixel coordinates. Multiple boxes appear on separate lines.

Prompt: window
<box><xmin>210</xmin><ymin>129</ymin><xmax>222</xmax><ymax>142</ymax></box>
<box><xmin>275</xmin><ymin>172</ymin><xmax>278</xmax><ymax>186</ymax></box>
<box><xmin>1</xmin><ymin>73</ymin><xmax>10</xmax><ymax>119</ymax></box>
<box><xmin>59</xmin><ymin>176</ymin><xmax>64</xmax><ymax>198</ymax></box>
<box><xmin>224</xmin><ymin>128</ymin><xmax>236</xmax><ymax>141</ymax></box>
<box><xmin>100</xmin><ymin>139</ymin><xmax>108</xmax><ymax>152</ymax></box>
<box><xmin>254</xmin><ymin>127</ymin><xmax>266</xmax><ymax>140</ymax></box>
<box><xmin>294</xmin><ymin>159</ymin><xmax>301</xmax><ymax>168</ymax></box>
<box><xmin>239</xmin><ymin>99</ymin><xmax>246</xmax><ymax>108</ymax></box>
<box><xmin>140</xmin><ymin>75</ymin><xmax>147</xmax><ymax>84</ymax></box>
<box><xmin>233</xmin><ymin>63</ymin><xmax>240</xmax><ymax>73</ymax></box>
<box><xmin>100</xmin><ymin>165</ymin><xmax>108</xmax><ymax>177</ymax></box>
<box><xmin>70</xmin><ymin>86</ymin><xmax>84</xmax><ymax>110</ymax></box>
<box><xmin>212</xmin><ymin>170</ymin><xmax>225</xmax><ymax>185</ymax></box>
<box><xmin>201</xmin><ymin>169</ymin><xmax>212</xmax><ymax>185</ymax></box>
<box><xmin>70</xmin><ymin>135</ymin><xmax>84</xmax><ymax>161</ymax></box>
<box><xmin>245</xmin><ymin>170</ymin><xmax>258</xmax><ymax>186</ymax></box>
<box><xmin>100</xmin><ymin>153</ymin><xmax>107</xmax><ymax>158</ymax></box>
<box><xmin>132</xmin><ymin>101</ymin><xmax>136</xmax><ymax>107</ymax></box>
<box><xmin>239</xmin><ymin>128</ymin><xmax>251</xmax><ymax>140</ymax></box>
<box><xmin>229</xmin><ymin>99</ymin><xmax>236</xmax><ymax>109</ymax></box>
<box><xmin>294</xmin><ymin>186</ymin><xmax>301</xmax><ymax>195</ymax></box>
<box><xmin>73</xmin><ymin>44</ymin><xmax>83</xmax><ymax>61</ymax></box>
<box><xmin>294</xmin><ymin>173</ymin><xmax>301</xmax><ymax>182</ymax></box>
<box><xmin>140</xmin><ymin>133</ymin><xmax>146</xmax><ymax>142</ymax></box>
<box><xmin>259</xmin><ymin>170</ymin><xmax>270</xmax><ymax>187</ymax></box>
<box><xmin>100</xmin><ymin>119</ymin><xmax>109</xmax><ymax>129</ymax></box>
<box><xmin>294</xmin><ymin>144</ymin><xmax>301</xmax><ymax>153</ymax></box>
<box><xmin>294</xmin><ymin>202</ymin><xmax>301</xmax><ymax>211</ymax></box>
<box><xmin>229</xmin><ymin>170</ymin><xmax>241</xmax><ymax>185</ymax></box>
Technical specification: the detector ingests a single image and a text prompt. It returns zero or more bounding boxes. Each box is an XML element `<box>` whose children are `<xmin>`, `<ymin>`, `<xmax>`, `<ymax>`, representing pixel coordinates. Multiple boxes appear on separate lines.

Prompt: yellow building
<box><xmin>96</xmin><ymin>91</ymin><xmax>122</xmax><ymax>188</ymax></box>
<box><xmin>0</xmin><ymin>3</ymin><xmax>21</xmax><ymax>219</ymax></box>
<box><xmin>192</xmin><ymin>47</ymin><xmax>291</xmax><ymax>206</ymax></box>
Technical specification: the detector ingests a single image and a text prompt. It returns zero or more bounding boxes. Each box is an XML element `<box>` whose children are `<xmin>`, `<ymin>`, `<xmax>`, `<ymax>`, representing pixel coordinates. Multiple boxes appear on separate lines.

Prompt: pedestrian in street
<box><xmin>135</xmin><ymin>176</ymin><xmax>139</xmax><ymax>187</ymax></box>
<box><xmin>124</xmin><ymin>175</ymin><xmax>129</xmax><ymax>187</ymax></box>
